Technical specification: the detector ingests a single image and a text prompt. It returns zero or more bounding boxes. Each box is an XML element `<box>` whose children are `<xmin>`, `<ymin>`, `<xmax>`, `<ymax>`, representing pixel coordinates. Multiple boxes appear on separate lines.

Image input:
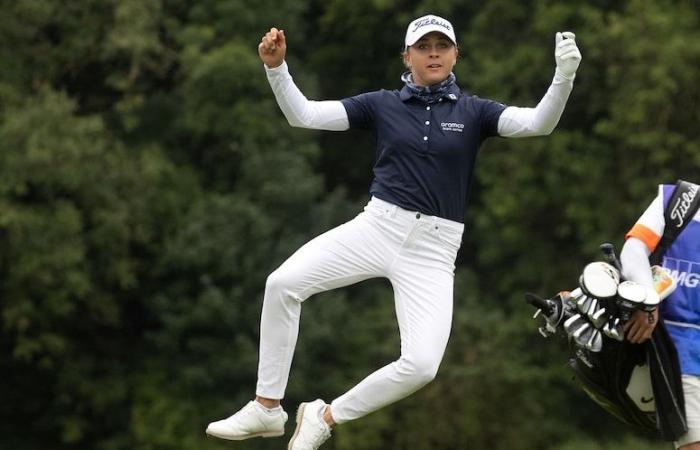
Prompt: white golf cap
<box><xmin>404</xmin><ymin>14</ymin><xmax>457</xmax><ymax>48</ymax></box>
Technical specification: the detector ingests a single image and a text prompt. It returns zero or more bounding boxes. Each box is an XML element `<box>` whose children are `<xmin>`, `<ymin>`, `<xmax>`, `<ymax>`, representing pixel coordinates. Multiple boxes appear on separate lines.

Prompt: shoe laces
<box><xmin>232</xmin><ymin>402</ymin><xmax>258</xmax><ymax>420</ymax></box>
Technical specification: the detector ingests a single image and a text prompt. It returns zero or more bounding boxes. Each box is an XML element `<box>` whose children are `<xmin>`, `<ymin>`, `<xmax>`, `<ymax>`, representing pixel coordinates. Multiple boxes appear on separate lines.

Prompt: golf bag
<box><xmin>525</xmin><ymin>180</ymin><xmax>699</xmax><ymax>440</ymax></box>
<box><xmin>529</xmin><ymin>288</ymin><xmax>684</xmax><ymax>439</ymax></box>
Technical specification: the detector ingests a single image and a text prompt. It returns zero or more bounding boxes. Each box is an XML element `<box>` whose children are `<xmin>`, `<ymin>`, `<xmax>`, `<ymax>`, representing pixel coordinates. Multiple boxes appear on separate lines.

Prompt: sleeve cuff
<box><xmin>264</xmin><ymin>60</ymin><xmax>288</xmax><ymax>74</ymax></box>
<box><xmin>554</xmin><ymin>67</ymin><xmax>575</xmax><ymax>82</ymax></box>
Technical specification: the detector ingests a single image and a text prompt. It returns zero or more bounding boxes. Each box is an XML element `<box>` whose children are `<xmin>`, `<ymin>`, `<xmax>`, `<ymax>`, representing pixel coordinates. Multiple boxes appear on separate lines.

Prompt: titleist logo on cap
<box><xmin>405</xmin><ymin>15</ymin><xmax>456</xmax><ymax>47</ymax></box>
<box><xmin>412</xmin><ymin>17</ymin><xmax>452</xmax><ymax>33</ymax></box>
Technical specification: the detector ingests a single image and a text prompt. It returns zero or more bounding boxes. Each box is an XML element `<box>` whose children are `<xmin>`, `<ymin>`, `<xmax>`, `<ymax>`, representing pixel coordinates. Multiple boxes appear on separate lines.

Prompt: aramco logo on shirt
<box><xmin>662</xmin><ymin>258</ymin><xmax>700</xmax><ymax>288</ymax></box>
<box><xmin>441</xmin><ymin>122</ymin><xmax>464</xmax><ymax>133</ymax></box>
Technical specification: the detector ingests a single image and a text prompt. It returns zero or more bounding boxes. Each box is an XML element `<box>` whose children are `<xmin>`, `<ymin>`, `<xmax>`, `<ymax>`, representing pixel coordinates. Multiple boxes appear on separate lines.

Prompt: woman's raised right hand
<box><xmin>258</xmin><ymin>27</ymin><xmax>286</xmax><ymax>68</ymax></box>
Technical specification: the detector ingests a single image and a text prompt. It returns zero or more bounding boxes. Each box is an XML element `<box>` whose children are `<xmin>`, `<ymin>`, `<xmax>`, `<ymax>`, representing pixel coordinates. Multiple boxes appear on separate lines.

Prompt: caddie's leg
<box><xmin>256</xmin><ymin>212</ymin><xmax>392</xmax><ymax>400</ymax></box>
<box><xmin>677</xmin><ymin>375</ymin><xmax>700</xmax><ymax>450</ymax></box>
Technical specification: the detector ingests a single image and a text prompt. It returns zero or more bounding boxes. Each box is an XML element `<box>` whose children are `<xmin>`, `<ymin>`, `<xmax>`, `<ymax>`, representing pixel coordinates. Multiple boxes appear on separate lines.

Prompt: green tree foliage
<box><xmin>0</xmin><ymin>87</ymin><xmax>196</xmax><ymax>448</ymax></box>
<box><xmin>1</xmin><ymin>1</ymin><xmax>698</xmax><ymax>449</ymax></box>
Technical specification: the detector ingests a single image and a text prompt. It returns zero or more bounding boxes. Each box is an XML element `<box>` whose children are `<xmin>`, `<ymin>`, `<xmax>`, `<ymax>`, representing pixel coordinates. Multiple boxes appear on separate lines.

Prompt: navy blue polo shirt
<box><xmin>341</xmin><ymin>83</ymin><xmax>506</xmax><ymax>223</ymax></box>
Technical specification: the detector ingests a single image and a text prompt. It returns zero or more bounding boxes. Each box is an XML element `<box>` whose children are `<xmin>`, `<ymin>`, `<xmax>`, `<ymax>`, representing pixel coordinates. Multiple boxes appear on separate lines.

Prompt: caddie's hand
<box><xmin>554</xmin><ymin>31</ymin><xmax>581</xmax><ymax>80</ymax></box>
<box><xmin>258</xmin><ymin>27</ymin><xmax>286</xmax><ymax>68</ymax></box>
<box><xmin>624</xmin><ymin>308</ymin><xmax>658</xmax><ymax>344</ymax></box>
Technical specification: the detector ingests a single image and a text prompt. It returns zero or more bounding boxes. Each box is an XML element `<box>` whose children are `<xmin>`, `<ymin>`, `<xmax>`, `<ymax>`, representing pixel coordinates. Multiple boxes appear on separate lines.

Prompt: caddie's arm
<box><xmin>497</xmin><ymin>32</ymin><xmax>582</xmax><ymax>137</ymax></box>
<box><xmin>259</xmin><ymin>27</ymin><xmax>349</xmax><ymax>131</ymax></box>
<box><xmin>620</xmin><ymin>236</ymin><xmax>659</xmax><ymax>343</ymax></box>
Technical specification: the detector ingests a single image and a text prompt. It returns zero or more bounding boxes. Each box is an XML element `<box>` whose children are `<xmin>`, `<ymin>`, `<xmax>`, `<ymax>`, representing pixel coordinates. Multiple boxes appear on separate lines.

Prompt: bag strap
<box><xmin>649</xmin><ymin>180</ymin><xmax>700</xmax><ymax>265</ymax></box>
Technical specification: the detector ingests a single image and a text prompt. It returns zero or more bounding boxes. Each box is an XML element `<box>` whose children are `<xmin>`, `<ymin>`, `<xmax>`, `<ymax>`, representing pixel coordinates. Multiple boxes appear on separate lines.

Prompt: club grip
<box><xmin>525</xmin><ymin>293</ymin><xmax>553</xmax><ymax>316</ymax></box>
<box><xmin>599</xmin><ymin>243</ymin><xmax>623</xmax><ymax>272</ymax></box>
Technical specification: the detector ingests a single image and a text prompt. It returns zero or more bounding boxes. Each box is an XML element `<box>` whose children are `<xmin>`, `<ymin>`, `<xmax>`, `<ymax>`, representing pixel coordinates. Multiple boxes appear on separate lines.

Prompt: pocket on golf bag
<box><xmin>566</xmin><ymin>338</ymin><xmax>658</xmax><ymax>434</ymax></box>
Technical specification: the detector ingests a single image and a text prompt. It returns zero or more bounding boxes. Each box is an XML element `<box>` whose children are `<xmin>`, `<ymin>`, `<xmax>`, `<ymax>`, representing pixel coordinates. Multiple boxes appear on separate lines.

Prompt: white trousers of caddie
<box><xmin>255</xmin><ymin>196</ymin><xmax>463</xmax><ymax>423</ymax></box>
<box><xmin>676</xmin><ymin>374</ymin><xmax>700</xmax><ymax>448</ymax></box>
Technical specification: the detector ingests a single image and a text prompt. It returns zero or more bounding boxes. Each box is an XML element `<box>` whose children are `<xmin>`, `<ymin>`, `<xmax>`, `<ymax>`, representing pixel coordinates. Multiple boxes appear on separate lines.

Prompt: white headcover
<box><xmin>580</xmin><ymin>261</ymin><xmax>620</xmax><ymax>298</ymax></box>
<box><xmin>618</xmin><ymin>280</ymin><xmax>661</xmax><ymax>307</ymax></box>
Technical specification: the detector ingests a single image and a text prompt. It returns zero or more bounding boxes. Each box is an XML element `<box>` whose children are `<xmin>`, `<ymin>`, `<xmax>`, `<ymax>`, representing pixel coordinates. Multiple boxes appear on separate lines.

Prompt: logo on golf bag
<box><xmin>626</xmin><ymin>365</ymin><xmax>655</xmax><ymax>412</ymax></box>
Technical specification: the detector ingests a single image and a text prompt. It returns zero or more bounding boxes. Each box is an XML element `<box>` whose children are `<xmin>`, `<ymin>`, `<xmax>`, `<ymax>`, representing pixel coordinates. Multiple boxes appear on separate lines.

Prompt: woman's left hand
<box><xmin>554</xmin><ymin>31</ymin><xmax>582</xmax><ymax>79</ymax></box>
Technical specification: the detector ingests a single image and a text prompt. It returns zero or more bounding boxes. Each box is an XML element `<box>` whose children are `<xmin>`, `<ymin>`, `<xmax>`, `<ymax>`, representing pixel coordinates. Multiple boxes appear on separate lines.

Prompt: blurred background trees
<box><xmin>0</xmin><ymin>0</ymin><xmax>698</xmax><ymax>449</ymax></box>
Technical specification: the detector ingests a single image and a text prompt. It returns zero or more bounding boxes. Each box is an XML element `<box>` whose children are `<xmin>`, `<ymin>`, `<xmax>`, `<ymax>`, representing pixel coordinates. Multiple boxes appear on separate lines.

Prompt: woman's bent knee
<box><xmin>264</xmin><ymin>268</ymin><xmax>303</xmax><ymax>304</ymax></box>
<box><xmin>265</xmin><ymin>269</ymin><xmax>284</xmax><ymax>294</ymax></box>
<box><xmin>396</xmin><ymin>357</ymin><xmax>440</xmax><ymax>387</ymax></box>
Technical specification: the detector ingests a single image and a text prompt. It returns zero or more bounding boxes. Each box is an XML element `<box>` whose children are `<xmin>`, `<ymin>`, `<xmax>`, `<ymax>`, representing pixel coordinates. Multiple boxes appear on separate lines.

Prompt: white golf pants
<box><xmin>255</xmin><ymin>196</ymin><xmax>463</xmax><ymax>423</ymax></box>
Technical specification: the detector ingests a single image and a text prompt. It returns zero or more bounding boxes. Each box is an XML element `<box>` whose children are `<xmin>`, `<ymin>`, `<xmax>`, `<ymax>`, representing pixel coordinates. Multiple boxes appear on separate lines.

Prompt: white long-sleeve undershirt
<box><xmin>620</xmin><ymin>237</ymin><xmax>655</xmax><ymax>288</ymax></box>
<box><xmin>264</xmin><ymin>61</ymin><xmax>574</xmax><ymax>137</ymax></box>
<box><xmin>265</xmin><ymin>61</ymin><xmax>349</xmax><ymax>131</ymax></box>
<box><xmin>497</xmin><ymin>70</ymin><xmax>574</xmax><ymax>137</ymax></box>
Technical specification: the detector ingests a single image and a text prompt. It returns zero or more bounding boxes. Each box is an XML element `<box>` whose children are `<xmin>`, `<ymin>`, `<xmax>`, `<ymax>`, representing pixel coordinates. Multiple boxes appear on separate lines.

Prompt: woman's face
<box><xmin>404</xmin><ymin>32</ymin><xmax>458</xmax><ymax>87</ymax></box>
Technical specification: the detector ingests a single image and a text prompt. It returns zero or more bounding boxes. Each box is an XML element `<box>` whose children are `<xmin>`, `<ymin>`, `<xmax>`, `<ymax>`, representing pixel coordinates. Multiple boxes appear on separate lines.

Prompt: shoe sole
<box><xmin>287</xmin><ymin>402</ymin><xmax>308</xmax><ymax>450</ymax></box>
<box><xmin>206</xmin><ymin>429</ymin><xmax>284</xmax><ymax>440</ymax></box>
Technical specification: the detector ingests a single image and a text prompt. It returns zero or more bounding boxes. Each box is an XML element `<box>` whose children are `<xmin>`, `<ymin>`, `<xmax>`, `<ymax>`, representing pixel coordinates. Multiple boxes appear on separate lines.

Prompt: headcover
<box><xmin>579</xmin><ymin>261</ymin><xmax>620</xmax><ymax>298</ymax></box>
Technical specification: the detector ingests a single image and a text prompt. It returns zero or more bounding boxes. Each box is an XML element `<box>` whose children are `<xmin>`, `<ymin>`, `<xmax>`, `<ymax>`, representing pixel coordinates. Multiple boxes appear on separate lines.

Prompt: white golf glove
<box><xmin>555</xmin><ymin>31</ymin><xmax>581</xmax><ymax>80</ymax></box>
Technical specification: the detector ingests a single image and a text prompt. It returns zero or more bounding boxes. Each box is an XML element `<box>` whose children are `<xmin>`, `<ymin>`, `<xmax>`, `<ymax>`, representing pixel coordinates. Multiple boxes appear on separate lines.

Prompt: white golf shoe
<box><xmin>206</xmin><ymin>400</ymin><xmax>288</xmax><ymax>440</ymax></box>
<box><xmin>287</xmin><ymin>399</ymin><xmax>332</xmax><ymax>450</ymax></box>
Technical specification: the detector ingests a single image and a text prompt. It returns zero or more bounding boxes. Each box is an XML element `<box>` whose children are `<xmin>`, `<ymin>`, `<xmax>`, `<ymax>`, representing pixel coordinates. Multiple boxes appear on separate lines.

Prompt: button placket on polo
<box><xmin>423</xmin><ymin>105</ymin><xmax>431</xmax><ymax>149</ymax></box>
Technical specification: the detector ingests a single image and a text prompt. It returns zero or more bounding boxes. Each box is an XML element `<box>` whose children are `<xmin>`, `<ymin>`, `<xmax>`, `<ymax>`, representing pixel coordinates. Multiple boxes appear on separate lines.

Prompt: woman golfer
<box><xmin>206</xmin><ymin>14</ymin><xmax>582</xmax><ymax>450</ymax></box>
